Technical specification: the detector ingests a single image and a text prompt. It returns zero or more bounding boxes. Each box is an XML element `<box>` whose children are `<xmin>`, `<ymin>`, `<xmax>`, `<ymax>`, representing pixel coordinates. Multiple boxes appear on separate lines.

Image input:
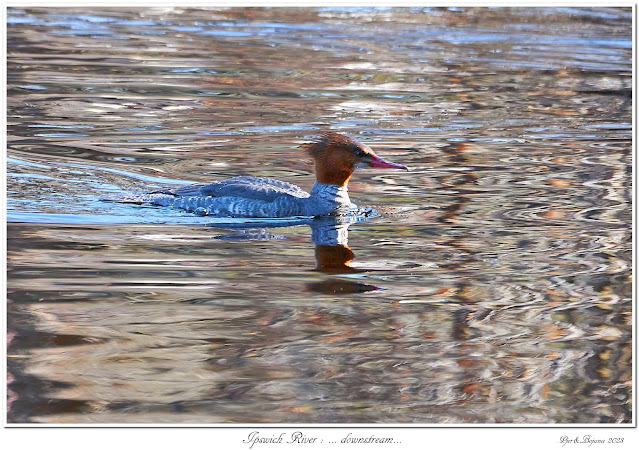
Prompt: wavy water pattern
<box><xmin>6</xmin><ymin>7</ymin><xmax>632</xmax><ymax>423</ymax></box>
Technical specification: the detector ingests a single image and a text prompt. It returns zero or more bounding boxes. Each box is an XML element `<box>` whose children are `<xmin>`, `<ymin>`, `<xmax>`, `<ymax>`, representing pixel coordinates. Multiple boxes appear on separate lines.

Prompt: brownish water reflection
<box><xmin>7</xmin><ymin>7</ymin><xmax>632</xmax><ymax>423</ymax></box>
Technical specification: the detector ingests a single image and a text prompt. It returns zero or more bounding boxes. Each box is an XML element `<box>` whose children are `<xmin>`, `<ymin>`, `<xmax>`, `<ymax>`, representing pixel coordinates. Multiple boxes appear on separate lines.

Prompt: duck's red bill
<box><xmin>367</xmin><ymin>154</ymin><xmax>408</xmax><ymax>170</ymax></box>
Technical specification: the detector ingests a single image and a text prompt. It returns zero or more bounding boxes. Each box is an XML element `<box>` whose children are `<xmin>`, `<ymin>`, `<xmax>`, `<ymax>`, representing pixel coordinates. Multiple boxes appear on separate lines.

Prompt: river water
<box><xmin>6</xmin><ymin>7</ymin><xmax>632</xmax><ymax>424</ymax></box>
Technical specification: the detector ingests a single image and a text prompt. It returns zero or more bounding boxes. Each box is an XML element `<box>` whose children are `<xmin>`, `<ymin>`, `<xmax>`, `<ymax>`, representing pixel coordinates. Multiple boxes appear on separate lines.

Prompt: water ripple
<box><xmin>6</xmin><ymin>7</ymin><xmax>631</xmax><ymax>424</ymax></box>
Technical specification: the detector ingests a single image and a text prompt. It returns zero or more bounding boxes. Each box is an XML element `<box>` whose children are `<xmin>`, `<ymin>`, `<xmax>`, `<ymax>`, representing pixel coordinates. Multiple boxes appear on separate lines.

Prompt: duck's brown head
<box><xmin>302</xmin><ymin>132</ymin><xmax>408</xmax><ymax>186</ymax></box>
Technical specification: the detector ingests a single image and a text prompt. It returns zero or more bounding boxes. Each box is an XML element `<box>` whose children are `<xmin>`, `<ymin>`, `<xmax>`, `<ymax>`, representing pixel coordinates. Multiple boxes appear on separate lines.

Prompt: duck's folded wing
<box><xmin>164</xmin><ymin>176</ymin><xmax>309</xmax><ymax>202</ymax></box>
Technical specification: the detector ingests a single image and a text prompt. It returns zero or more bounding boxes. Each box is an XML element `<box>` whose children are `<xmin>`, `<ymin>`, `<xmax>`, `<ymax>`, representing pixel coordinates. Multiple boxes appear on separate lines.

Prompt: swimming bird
<box><xmin>111</xmin><ymin>132</ymin><xmax>407</xmax><ymax>218</ymax></box>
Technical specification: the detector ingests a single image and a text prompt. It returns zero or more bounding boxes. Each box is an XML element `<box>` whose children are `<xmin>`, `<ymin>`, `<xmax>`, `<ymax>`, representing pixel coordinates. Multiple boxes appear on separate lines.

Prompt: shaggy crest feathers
<box><xmin>302</xmin><ymin>132</ymin><xmax>360</xmax><ymax>158</ymax></box>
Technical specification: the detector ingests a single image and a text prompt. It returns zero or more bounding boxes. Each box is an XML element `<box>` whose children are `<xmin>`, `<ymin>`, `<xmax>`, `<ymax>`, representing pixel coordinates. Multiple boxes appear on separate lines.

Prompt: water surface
<box><xmin>6</xmin><ymin>7</ymin><xmax>632</xmax><ymax>423</ymax></box>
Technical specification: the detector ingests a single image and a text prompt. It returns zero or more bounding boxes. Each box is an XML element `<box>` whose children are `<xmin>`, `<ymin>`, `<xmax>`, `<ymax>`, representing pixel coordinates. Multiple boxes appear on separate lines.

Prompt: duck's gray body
<box><xmin>112</xmin><ymin>176</ymin><xmax>355</xmax><ymax>218</ymax></box>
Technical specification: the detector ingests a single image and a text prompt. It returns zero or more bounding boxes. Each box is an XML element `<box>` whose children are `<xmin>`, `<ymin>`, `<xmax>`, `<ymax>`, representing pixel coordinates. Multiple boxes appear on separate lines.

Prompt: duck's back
<box><xmin>164</xmin><ymin>176</ymin><xmax>309</xmax><ymax>201</ymax></box>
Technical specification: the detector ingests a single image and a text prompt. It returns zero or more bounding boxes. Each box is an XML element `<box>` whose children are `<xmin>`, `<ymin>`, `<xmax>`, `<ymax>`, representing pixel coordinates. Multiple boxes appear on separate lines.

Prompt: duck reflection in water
<box><xmin>209</xmin><ymin>213</ymin><xmax>382</xmax><ymax>295</ymax></box>
<box><xmin>308</xmin><ymin>215</ymin><xmax>381</xmax><ymax>295</ymax></box>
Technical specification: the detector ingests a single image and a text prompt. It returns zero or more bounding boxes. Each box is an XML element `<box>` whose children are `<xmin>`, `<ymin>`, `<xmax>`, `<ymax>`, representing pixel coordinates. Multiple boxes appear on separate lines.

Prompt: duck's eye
<box><xmin>355</xmin><ymin>149</ymin><xmax>367</xmax><ymax>157</ymax></box>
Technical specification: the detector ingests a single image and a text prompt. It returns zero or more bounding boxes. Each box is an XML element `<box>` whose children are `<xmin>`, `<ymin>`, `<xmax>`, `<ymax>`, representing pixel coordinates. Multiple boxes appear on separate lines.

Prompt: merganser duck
<box><xmin>111</xmin><ymin>132</ymin><xmax>407</xmax><ymax>218</ymax></box>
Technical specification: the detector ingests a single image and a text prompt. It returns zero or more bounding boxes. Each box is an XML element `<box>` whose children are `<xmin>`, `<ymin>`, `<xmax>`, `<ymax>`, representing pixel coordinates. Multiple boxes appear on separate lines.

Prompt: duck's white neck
<box><xmin>305</xmin><ymin>182</ymin><xmax>355</xmax><ymax>216</ymax></box>
<box><xmin>310</xmin><ymin>182</ymin><xmax>351</xmax><ymax>204</ymax></box>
